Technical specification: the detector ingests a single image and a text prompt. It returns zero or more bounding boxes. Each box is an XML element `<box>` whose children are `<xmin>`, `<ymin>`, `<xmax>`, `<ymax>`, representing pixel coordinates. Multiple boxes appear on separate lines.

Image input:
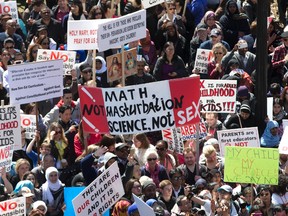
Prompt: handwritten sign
<box><xmin>8</xmin><ymin>60</ymin><xmax>63</xmax><ymax>104</ymax></box>
<box><xmin>20</xmin><ymin>114</ymin><xmax>36</xmax><ymax>140</ymax></box>
<box><xmin>72</xmin><ymin>162</ymin><xmax>124</xmax><ymax>216</ymax></box>
<box><xmin>0</xmin><ymin>104</ymin><xmax>21</xmax><ymax>150</ymax></box>
<box><xmin>224</xmin><ymin>147</ymin><xmax>279</xmax><ymax>185</ymax></box>
<box><xmin>67</xmin><ymin>19</ymin><xmax>110</xmax><ymax>50</ymax></box>
<box><xmin>97</xmin><ymin>10</ymin><xmax>146</xmax><ymax>52</ymax></box>
<box><xmin>37</xmin><ymin>49</ymin><xmax>76</xmax><ymax>74</ymax></box>
<box><xmin>200</xmin><ymin>79</ymin><xmax>237</xmax><ymax>113</ymax></box>
<box><xmin>217</xmin><ymin>127</ymin><xmax>259</xmax><ymax>157</ymax></box>
<box><xmin>79</xmin><ymin>77</ymin><xmax>200</xmax><ymax>135</ymax></box>
<box><xmin>194</xmin><ymin>49</ymin><xmax>212</xmax><ymax>74</ymax></box>
<box><xmin>162</xmin><ymin>128</ymin><xmax>184</xmax><ymax>154</ymax></box>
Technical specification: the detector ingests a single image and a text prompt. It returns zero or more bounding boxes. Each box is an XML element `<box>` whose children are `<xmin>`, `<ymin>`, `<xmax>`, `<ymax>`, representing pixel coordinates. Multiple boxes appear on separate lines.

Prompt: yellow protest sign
<box><xmin>224</xmin><ymin>147</ymin><xmax>279</xmax><ymax>185</ymax></box>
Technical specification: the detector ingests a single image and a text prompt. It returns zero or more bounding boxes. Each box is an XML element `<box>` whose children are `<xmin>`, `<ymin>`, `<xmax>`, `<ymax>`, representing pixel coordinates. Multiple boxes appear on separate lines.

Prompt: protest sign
<box><xmin>8</xmin><ymin>60</ymin><xmax>63</xmax><ymax>105</ymax></box>
<box><xmin>72</xmin><ymin>162</ymin><xmax>125</xmax><ymax>216</ymax></box>
<box><xmin>267</xmin><ymin>97</ymin><xmax>273</xmax><ymax>121</ymax></box>
<box><xmin>194</xmin><ymin>49</ymin><xmax>212</xmax><ymax>74</ymax></box>
<box><xmin>37</xmin><ymin>49</ymin><xmax>76</xmax><ymax>74</ymax></box>
<box><xmin>133</xmin><ymin>194</ymin><xmax>155</xmax><ymax>216</ymax></box>
<box><xmin>79</xmin><ymin>77</ymin><xmax>200</xmax><ymax>135</ymax></box>
<box><xmin>283</xmin><ymin>119</ymin><xmax>288</xmax><ymax>129</ymax></box>
<box><xmin>106</xmin><ymin>48</ymin><xmax>137</xmax><ymax>82</ymax></box>
<box><xmin>200</xmin><ymin>79</ymin><xmax>237</xmax><ymax>113</ymax></box>
<box><xmin>279</xmin><ymin>127</ymin><xmax>288</xmax><ymax>154</ymax></box>
<box><xmin>217</xmin><ymin>127</ymin><xmax>259</xmax><ymax>157</ymax></box>
<box><xmin>97</xmin><ymin>10</ymin><xmax>146</xmax><ymax>52</ymax></box>
<box><xmin>20</xmin><ymin>114</ymin><xmax>36</xmax><ymax>139</ymax></box>
<box><xmin>0</xmin><ymin>1</ymin><xmax>18</xmax><ymax>22</ymax></box>
<box><xmin>141</xmin><ymin>0</ymin><xmax>164</xmax><ymax>9</ymax></box>
<box><xmin>224</xmin><ymin>147</ymin><xmax>279</xmax><ymax>185</ymax></box>
<box><xmin>67</xmin><ymin>19</ymin><xmax>110</xmax><ymax>50</ymax></box>
<box><xmin>162</xmin><ymin>128</ymin><xmax>184</xmax><ymax>154</ymax></box>
<box><xmin>0</xmin><ymin>104</ymin><xmax>21</xmax><ymax>150</ymax></box>
<box><xmin>180</xmin><ymin>121</ymin><xmax>207</xmax><ymax>140</ymax></box>
<box><xmin>0</xmin><ymin>196</ymin><xmax>26</xmax><ymax>216</ymax></box>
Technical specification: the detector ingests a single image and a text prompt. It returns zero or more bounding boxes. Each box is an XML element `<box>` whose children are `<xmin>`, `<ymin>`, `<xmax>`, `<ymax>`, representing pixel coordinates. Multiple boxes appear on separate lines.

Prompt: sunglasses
<box><xmin>173</xmin><ymin>176</ymin><xmax>182</xmax><ymax>181</ymax></box>
<box><xmin>41</xmin><ymin>42</ymin><xmax>49</xmax><ymax>45</ymax></box>
<box><xmin>156</xmin><ymin>147</ymin><xmax>165</xmax><ymax>151</ymax></box>
<box><xmin>147</xmin><ymin>158</ymin><xmax>157</xmax><ymax>161</ymax></box>
<box><xmin>284</xmin><ymin>38</ymin><xmax>288</xmax><ymax>41</ymax></box>
<box><xmin>83</xmin><ymin>70</ymin><xmax>92</xmax><ymax>74</ymax></box>
<box><xmin>95</xmin><ymin>12</ymin><xmax>102</xmax><ymax>15</ymax></box>
<box><xmin>55</xmin><ymin>130</ymin><xmax>62</xmax><ymax>134</ymax></box>
<box><xmin>260</xmin><ymin>193</ymin><xmax>270</xmax><ymax>197</ymax></box>
<box><xmin>5</xmin><ymin>46</ymin><xmax>14</xmax><ymax>49</ymax></box>
<box><xmin>169</xmin><ymin>8</ymin><xmax>176</xmax><ymax>10</ymax></box>
<box><xmin>214</xmin><ymin>52</ymin><xmax>223</xmax><ymax>55</ymax></box>
<box><xmin>21</xmin><ymin>130</ymin><xmax>26</xmax><ymax>134</ymax></box>
<box><xmin>32</xmin><ymin>50</ymin><xmax>38</xmax><ymax>54</ymax></box>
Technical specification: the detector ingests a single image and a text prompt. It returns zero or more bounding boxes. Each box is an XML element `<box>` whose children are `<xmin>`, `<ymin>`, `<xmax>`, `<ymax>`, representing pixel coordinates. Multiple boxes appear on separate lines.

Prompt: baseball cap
<box><xmin>210</xmin><ymin>28</ymin><xmax>221</xmax><ymax>37</ymax></box>
<box><xmin>217</xmin><ymin>185</ymin><xmax>233</xmax><ymax>193</ymax></box>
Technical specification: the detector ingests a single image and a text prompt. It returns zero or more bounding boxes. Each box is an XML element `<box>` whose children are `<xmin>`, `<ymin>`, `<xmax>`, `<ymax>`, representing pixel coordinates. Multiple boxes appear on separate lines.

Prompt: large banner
<box><xmin>97</xmin><ymin>10</ymin><xmax>146</xmax><ymax>52</ymax></box>
<box><xmin>37</xmin><ymin>49</ymin><xmax>76</xmax><ymax>74</ymax></box>
<box><xmin>0</xmin><ymin>1</ymin><xmax>18</xmax><ymax>21</ymax></box>
<box><xmin>194</xmin><ymin>49</ymin><xmax>212</xmax><ymax>74</ymax></box>
<box><xmin>200</xmin><ymin>80</ymin><xmax>237</xmax><ymax>113</ymax></box>
<box><xmin>72</xmin><ymin>162</ymin><xmax>124</xmax><ymax>216</ymax></box>
<box><xmin>79</xmin><ymin>77</ymin><xmax>200</xmax><ymax>134</ymax></box>
<box><xmin>0</xmin><ymin>197</ymin><xmax>26</xmax><ymax>216</ymax></box>
<box><xmin>67</xmin><ymin>19</ymin><xmax>110</xmax><ymax>50</ymax></box>
<box><xmin>8</xmin><ymin>60</ymin><xmax>63</xmax><ymax>104</ymax></box>
<box><xmin>217</xmin><ymin>127</ymin><xmax>259</xmax><ymax>157</ymax></box>
<box><xmin>224</xmin><ymin>147</ymin><xmax>279</xmax><ymax>185</ymax></box>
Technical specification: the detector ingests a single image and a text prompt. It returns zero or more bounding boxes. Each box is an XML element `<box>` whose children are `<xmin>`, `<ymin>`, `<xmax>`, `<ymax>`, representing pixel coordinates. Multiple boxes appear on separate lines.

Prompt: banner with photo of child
<box><xmin>106</xmin><ymin>48</ymin><xmax>137</xmax><ymax>82</ymax></box>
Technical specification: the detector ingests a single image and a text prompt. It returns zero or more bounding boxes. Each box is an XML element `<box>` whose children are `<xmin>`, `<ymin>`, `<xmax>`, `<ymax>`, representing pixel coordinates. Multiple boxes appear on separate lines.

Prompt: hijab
<box><xmin>96</xmin><ymin>56</ymin><xmax>107</xmax><ymax>74</ymax></box>
<box><xmin>260</xmin><ymin>120</ymin><xmax>280</xmax><ymax>147</ymax></box>
<box><xmin>42</xmin><ymin>167</ymin><xmax>64</xmax><ymax>205</ymax></box>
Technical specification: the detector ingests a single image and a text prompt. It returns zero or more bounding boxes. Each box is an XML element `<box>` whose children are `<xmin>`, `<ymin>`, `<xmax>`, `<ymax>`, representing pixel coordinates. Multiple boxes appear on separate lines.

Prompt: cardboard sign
<box><xmin>79</xmin><ymin>77</ymin><xmax>200</xmax><ymax>135</ymax></box>
<box><xmin>217</xmin><ymin>127</ymin><xmax>259</xmax><ymax>157</ymax></box>
<box><xmin>8</xmin><ymin>60</ymin><xmax>63</xmax><ymax>104</ymax></box>
<box><xmin>67</xmin><ymin>19</ymin><xmax>110</xmax><ymax>50</ymax></box>
<box><xmin>141</xmin><ymin>0</ymin><xmax>165</xmax><ymax>9</ymax></box>
<box><xmin>194</xmin><ymin>49</ymin><xmax>212</xmax><ymax>74</ymax></box>
<box><xmin>200</xmin><ymin>79</ymin><xmax>237</xmax><ymax>113</ymax></box>
<box><xmin>20</xmin><ymin>114</ymin><xmax>36</xmax><ymax>139</ymax></box>
<box><xmin>0</xmin><ymin>104</ymin><xmax>21</xmax><ymax>150</ymax></box>
<box><xmin>37</xmin><ymin>49</ymin><xmax>76</xmax><ymax>74</ymax></box>
<box><xmin>106</xmin><ymin>48</ymin><xmax>137</xmax><ymax>82</ymax></box>
<box><xmin>97</xmin><ymin>10</ymin><xmax>146</xmax><ymax>52</ymax></box>
<box><xmin>0</xmin><ymin>197</ymin><xmax>26</xmax><ymax>215</ymax></box>
<box><xmin>180</xmin><ymin>121</ymin><xmax>207</xmax><ymax>140</ymax></box>
<box><xmin>0</xmin><ymin>1</ymin><xmax>18</xmax><ymax>22</ymax></box>
<box><xmin>133</xmin><ymin>194</ymin><xmax>155</xmax><ymax>216</ymax></box>
<box><xmin>162</xmin><ymin>128</ymin><xmax>184</xmax><ymax>154</ymax></box>
<box><xmin>224</xmin><ymin>147</ymin><xmax>279</xmax><ymax>185</ymax></box>
<box><xmin>279</xmin><ymin>127</ymin><xmax>288</xmax><ymax>154</ymax></box>
<box><xmin>72</xmin><ymin>162</ymin><xmax>125</xmax><ymax>216</ymax></box>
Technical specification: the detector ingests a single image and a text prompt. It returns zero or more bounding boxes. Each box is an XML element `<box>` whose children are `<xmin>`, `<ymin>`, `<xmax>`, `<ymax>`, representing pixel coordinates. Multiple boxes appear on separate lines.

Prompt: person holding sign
<box><xmin>260</xmin><ymin>120</ymin><xmax>280</xmax><ymax>148</ymax></box>
<box><xmin>153</xmin><ymin>42</ymin><xmax>187</xmax><ymax>81</ymax></box>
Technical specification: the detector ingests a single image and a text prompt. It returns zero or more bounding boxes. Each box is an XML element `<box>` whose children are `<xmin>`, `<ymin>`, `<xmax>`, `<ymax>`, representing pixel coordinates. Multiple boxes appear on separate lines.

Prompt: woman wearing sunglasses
<box><xmin>208</xmin><ymin>42</ymin><xmax>228</xmax><ymax>79</ymax></box>
<box><xmin>140</xmin><ymin>149</ymin><xmax>169</xmax><ymax>188</ymax></box>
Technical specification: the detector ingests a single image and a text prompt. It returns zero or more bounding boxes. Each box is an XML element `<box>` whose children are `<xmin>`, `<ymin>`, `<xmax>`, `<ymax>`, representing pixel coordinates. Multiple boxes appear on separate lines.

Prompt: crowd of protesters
<box><xmin>1</xmin><ymin>0</ymin><xmax>288</xmax><ymax>215</ymax></box>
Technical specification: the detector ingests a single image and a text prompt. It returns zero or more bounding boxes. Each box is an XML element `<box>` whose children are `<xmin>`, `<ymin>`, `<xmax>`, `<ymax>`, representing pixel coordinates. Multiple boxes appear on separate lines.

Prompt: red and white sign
<box><xmin>97</xmin><ymin>10</ymin><xmax>146</xmax><ymax>52</ymax></box>
<box><xmin>20</xmin><ymin>114</ymin><xmax>36</xmax><ymax>139</ymax></box>
<box><xmin>37</xmin><ymin>49</ymin><xmax>76</xmax><ymax>74</ymax></box>
<box><xmin>72</xmin><ymin>162</ymin><xmax>124</xmax><ymax>216</ymax></box>
<box><xmin>194</xmin><ymin>49</ymin><xmax>212</xmax><ymax>74</ymax></box>
<box><xmin>0</xmin><ymin>197</ymin><xmax>26</xmax><ymax>215</ymax></box>
<box><xmin>0</xmin><ymin>1</ymin><xmax>18</xmax><ymax>22</ymax></box>
<box><xmin>0</xmin><ymin>104</ymin><xmax>21</xmax><ymax>151</ymax></box>
<box><xmin>217</xmin><ymin>127</ymin><xmax>260</xmax><ymax>157</ymax></box>
<box><xmin>200</xmin><ymin>79</ymin><xmax>237</xmax><ymax>113</ymax></box>
<box><xmin>162</xmin><ymin>128</ymin><xmax>184</xmax><ymax>154</ymax></box>
<box><xmin>79</xmin><ymin>77</ymin><xmax>200</xmax><ymax>135</ymax></box>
